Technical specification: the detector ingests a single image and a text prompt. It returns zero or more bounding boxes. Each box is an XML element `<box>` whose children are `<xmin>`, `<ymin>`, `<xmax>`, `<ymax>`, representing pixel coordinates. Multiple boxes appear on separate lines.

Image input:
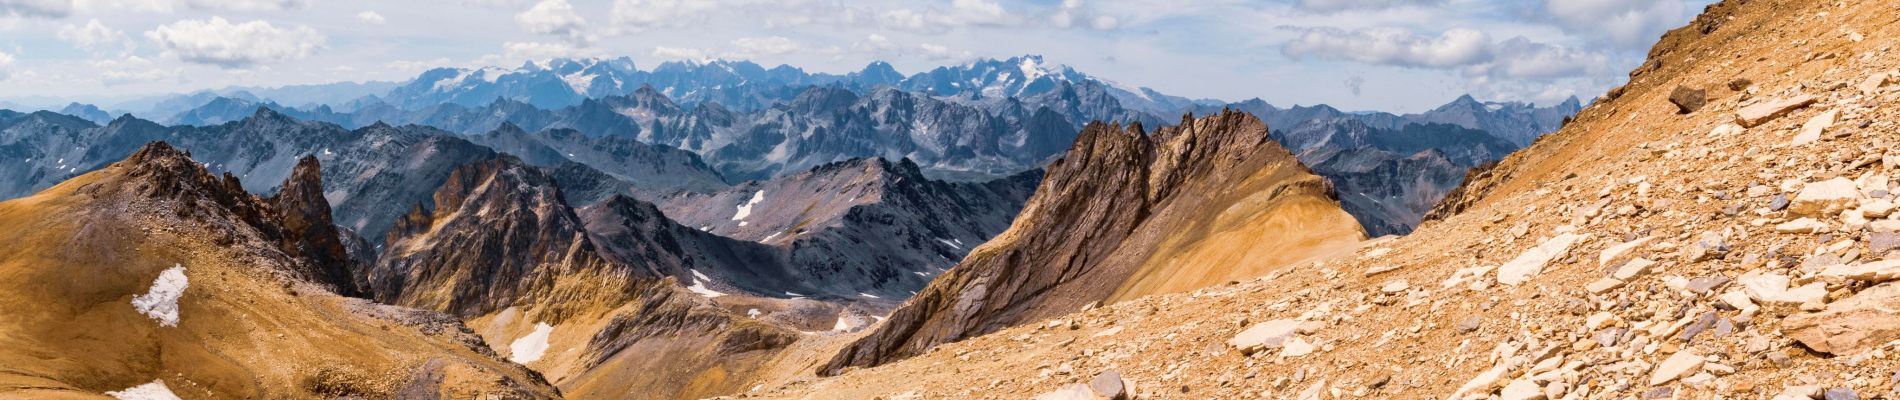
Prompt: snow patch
<box><xmin>687</xmin><ymin>278</ymin><xmax>725</xmax><ymax>298</ymax></box>
<box><xmin>690</xmin><ymin>269</ymin><xmax>711</xmax><ymax>281</ymax></box>
<box><xmin>731</xmin><ymin>190</ymin><xmax>765</xmax><ymax>221</ymax></box>
<box><xmin>131</xmin><ymin>265</ymin><xmax>187</xmax><ymax>327</ymax></box>
<box><xmin>747</xmin><ymin>309</ymin><xmax>761</xmax><ymax>318</ymax></box>
<box><xmin>106</xmin><ymin>380</ymin><xmax>183</xmax><ymax>400</ymax></box>
<box><xmin>509</xmin><ymin>323</ymin><xmax>554</xmax><ymax>363</ymax></box>
<box><xmin>858</xmin><ymin>292</ymin><xmax>881</xmax><ymax>299</ymax></box>
<box><xmin>936</xmin><ymin>238</ymin><xmax>961</xmax><ymax>250</ymax></box>
<box><xmin>761</xmin><ymin>232</ymin><xmax>781</xmax><ymax>242</ymax></box>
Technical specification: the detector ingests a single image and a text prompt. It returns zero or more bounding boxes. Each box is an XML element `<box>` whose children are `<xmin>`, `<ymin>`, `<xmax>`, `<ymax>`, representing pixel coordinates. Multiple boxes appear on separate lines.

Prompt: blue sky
<box><xmin>0</xmin><ymin>0</ymin><xmax>1715</xmax><ymax>112</ymax></box>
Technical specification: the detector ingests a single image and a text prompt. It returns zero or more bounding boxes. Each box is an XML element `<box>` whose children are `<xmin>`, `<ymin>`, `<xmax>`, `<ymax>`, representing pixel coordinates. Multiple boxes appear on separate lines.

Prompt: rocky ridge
<box><xmin>750</xmin><ymin>0</ymin><xmax>1900</xmax><ymax>399</ymax></box>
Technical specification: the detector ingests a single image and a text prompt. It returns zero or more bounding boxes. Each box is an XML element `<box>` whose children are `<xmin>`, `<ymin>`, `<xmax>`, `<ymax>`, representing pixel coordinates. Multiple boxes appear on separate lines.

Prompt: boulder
<box><xmin>1790</xmin><ymin>178</ymin><xmax>1860</xmax><ymax>217</ymax></box>
<box><xmin>1669</xmin><ymin>86</ymin><xmax>1706</xmax><ymax>114</ymax></box>
<box><xmin>1736</xmin><ymin>94</ymin><xmax>1817</xmax><ymax>127</ymax></box>
<box><xmin>1786</xmin><ymin>283</ymin><xmax>1900</xmax><ymax>355</ymax></box>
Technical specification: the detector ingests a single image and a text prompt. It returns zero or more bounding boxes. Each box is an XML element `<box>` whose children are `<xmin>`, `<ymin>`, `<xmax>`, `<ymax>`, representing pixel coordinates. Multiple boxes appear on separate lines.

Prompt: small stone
<box><xmin>1869</xmin><ymin>232</ymin><xmax>1900</xmax><ymax>255</ymax></box>
<box><xmin>1032</xmin><ymin>384</ymin><xmax>1095</xmax><ymax>400</ymax></box>
<box><xmin>1381</xmin><ymin>280</ymin><xmax>1410</xmax><ymax>293</ymax></box>
<box><xmin>1090</xmin><ymin>371</ymin><xmax>1128</xmax><ymax>400</ymax></box>
<box><xmin>1669</xmin><ymin>86</ymin><xmax>1706</xmax><ymax>114</ymax></box>
<box><xmin>1792</xmin><ymin>109</ymin><xmax>1841</xmax><ymax>146</ymax></box>
<box><xmin>1612</xmin><ymin>258</ymin><xmax>1657</xmax><ymax>280</ymax></box>
<box><xmin>1736</xmin><ymin>94</ymin><xmax>1817</xmax><ymax>127</ymax></box>
<box><xmin>1728</xmin><ymin>78</ymin><xmax>1752</xmax><ymax>91</ymax></box>
<box><xmin>1458</xmin><ymin>315</ymin><xmax>1482</xmax><ymax>333</ymax></box>
<box><xmin>1501</xmin><ymin>379</ymin><xmax>1546</xmax><ymax>400</ymax></box>
<box><xmin>1686</xmin><ymin>276</ymin><xmax>1731</xmax><ymax>294</ymax></box>
<box><xmin>1585</xmin><ymin>278</ymin><xmax>1625</xmax><ymax>294</ymax></box>
<box><xmin>1861</xmin><ymin>73</ymin><xmax>1892</xmax><ymax>96</ymax></box>
<box><xmin>1600</xmin><ymin>236</ymin><xmax>1655</xmax><ymax>267</ymax></box>
<box><xmin>1281</xmin><ymin>338</ymin><xmax>1315</xmax><ymax>357</ymax></box>
<box><xmin>1824</xmin><ymin>387</ymin><xmax>1859</xmax><ymax>400</ymax></box>
<box><xmin>1771</xmin><ymin>194</ymin><xmax>1790</xmax><ymax>211</ymax></box>
<box><xmin>1776</xmin><ymin>218</ymin><xmax>1830</xmax><ymax>234</ymax></box>
<box><xmin>1649</xmin><ymin>350</ymin><xmax>1705</xmax><ymax>385</ymax></box>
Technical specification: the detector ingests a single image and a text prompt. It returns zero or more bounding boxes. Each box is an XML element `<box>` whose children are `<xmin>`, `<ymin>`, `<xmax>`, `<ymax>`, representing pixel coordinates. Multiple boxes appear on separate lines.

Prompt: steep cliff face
<box><xmin>0</xmin><ymin>142</ymin><xmax>556</xmax><ymax>398</ymax></box>
<box><xmin>267</xmin><ymin>156</ymin><xmax>359</xmax><ymax>295</ymax></box>
<box><xmin>370</xmin><ymin>156</ymin><xmax>632</xmax><ymax>319</ymax></box>
<box><xmin>656</xmin><ymin>157</ymin><xmax>1041</xmax><ymax>302</ymax></box>
<box><xmin>822</xmin><ymin>110</ymin><xmax>1366</xmax><ymax>374</ymax></box>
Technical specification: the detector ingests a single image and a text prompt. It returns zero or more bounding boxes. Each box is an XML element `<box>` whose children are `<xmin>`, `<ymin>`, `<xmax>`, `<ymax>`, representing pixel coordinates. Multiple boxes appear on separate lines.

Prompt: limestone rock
<box><xmin>1861</xmin><ymin>72</ymin><xmax>1892</xmax><ymax>95</ymax></box>
<box><xmin>1776</xmin><ymin>218</ymin><xmax>1830</xmax><ymax>234</ymax></box>
<box><xmin>1786</xmin><ymin>283</ymin><xmax>1900</xmax><ymax>354</ymax></box>
<box><xmin>1791</xmin><ymin>178</ymin><xmax>1860</xmax><ymax>217</ymax></box>
<box><xmin>1034</xmin><ymin>383</ymin><xmax>1098</xmax><ymax>400</ymax></box>
<box><xmin>1648</xmin><ymin>350</ymin><xmax>1705</xmax><ymax>386</ymax></box>
<box><xmin>1736</xmin><ymin>94</ymin><xmax>1817</xmax><ymax>127</ymax></box>
<box><xmin>1791</xmin><ymin>109</ymin><xmax>1840</xmax><ymax>146</ymax></box>
<box><xmin>1599</xmin><ymin>236</ymin><xmax>1654</xmax><ymax>267</ymax></box>
<box><xmin>1499</xmin><ymin>233</ymin><xmax>1589</xmax><ymax>286</ymax></box>
<box><xmin>1612</xmin><ymin>258</ymin><xmax>1657</xmax><ymax>280</ymax></box>
<box><xmin>1090</xmin><ymin>371</ymin><xmax>1128</xmax><ymax>400</ymax></box>
<box><xmin>1819</xmin><ymin>259</ymin><xmax>1900</xmax><ymax>282</ymax></box>
<box><xmin>1229</xmin><ymin>319</ymin><xmax>1301</xmax><ymax>354</ymax></box>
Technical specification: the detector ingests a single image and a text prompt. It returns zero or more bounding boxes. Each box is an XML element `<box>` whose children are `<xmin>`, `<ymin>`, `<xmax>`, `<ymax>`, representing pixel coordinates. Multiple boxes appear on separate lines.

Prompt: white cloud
<box><xmin>58</xmin><ymin>19</ymin><xmax>125</xmax><ymax>53</ymax></box>
<box><xmin>1544</xmin><ymin>0</ymin><xmax>1687</xmax><ymax>47</ymax></box>
<box><xmin>0</xmin><ymin>50</ymin><xmax>15</xmax><ymax>81</ymax></box>
<box><xmin>73</xmin><ymin>0</ymin><xmax>175</xmax><ymax>13</ymax></box>
<box><xmin>1052</xmin><ymin>0</ymin><xmax>1118</xmax><ymax>31</ymax></box>
<box><xmin>650</xmin><ymin>46</ymin><xmax>710</xmax><ymax>62</ymax></box>
<box><xmin>502</xmin><ymin>41</ymin><xmax>598</xmax><ymax>62</ymax></box>
<box><xmin>1283</xmin><ymin>25</ymin><xmax>1611</xmax><ymax>83</ymax></box>
<box><xmin>1295</xmin><ymin>0</ymin><xmax>1444</xmax><ymax>12</ymax></box>
<box><xmin>183</xmin><ymin>0</ymin><xmax>301</xmax><ymax>11</ymax></box>
<box><xmin>357</xmin><ymin>11</ymin><xmax>386</xmax><ymax>25</ymax></box>
<box><xmin>1282</xmin><ymin>27</ymin><xmax>1492</xmax><ymax>69</ymax></box>
<box><xmin>94</xmin><ymin>55</ymin><xmax>181</xmax><ymax>85</ymax></box>
<box><xmin>611</xmin><ymin>0</ymin><xmax>718</xmax><ymax>31</ymax></box>
<box><xmin>729</xmin><ymin>36</ymin><xmax>799</xmax><ymax>57</ymax></box>
<box><xmin>0</xmin><ymin>0</ymin><xmax>70</xmax><ymax>18</ymax></box>
<box><xmin>516</xmin><ymin>0</ymin><xmax>588</xmax><ymax>45</ymax></box>
<box><xmin>145</xmin><ymin>17</ymin><xmax>325</xmax><ymax>68</ymax></box>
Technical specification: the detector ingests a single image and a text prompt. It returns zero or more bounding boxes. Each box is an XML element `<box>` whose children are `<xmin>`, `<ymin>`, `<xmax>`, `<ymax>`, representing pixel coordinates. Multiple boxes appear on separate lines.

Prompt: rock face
<box><xmin>821</xmin><ymin>110</ymin><xmax>1366</xmax><ymax>374</ymax></box>
<box><xmin>465</xmin><ymin>123</ymin><xmax>730</xmax><ymax>202</ymax></box>
<box><xmin>369</xmin><ymin>156</ymin><xmax>630</xmax><ymax>318</ymax></box>
<box><xmin>656</xmin><ymin>157</ymin><xmax>1041</xmax><ymax>300</ymax></box>
<box><xmin>267</xmin><ymin>156</ymin><xmax>359</xmax><ymax>295</ymax></box>
<box><xmin>1786</xmin><ymin>283</ymin><xmax>1900</xmax><ymax>355</ymax></box>
<box><xmin>0</xmin><ymin>142</ymin><xmax>557</xmax><ymax>398</ymax></box>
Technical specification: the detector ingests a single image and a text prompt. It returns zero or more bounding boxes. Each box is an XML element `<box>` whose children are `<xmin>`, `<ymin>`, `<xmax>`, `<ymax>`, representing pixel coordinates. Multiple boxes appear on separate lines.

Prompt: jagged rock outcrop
<box><xmin>370</xmin><ymin>156</ymin><xmax>632</xmax><ymax>319</ymax></box>
<box><xmin>268</xmin><ymin>156</ymin><xmax>358</xmax><ymax>295</ymax></box>
<box><xmin>0</xmin><ymin>142</ymin><xmax>557</xmax><ymax>398</ymax></box>
<box><xmin>821</xmin><ymin>110</ymin><xmax>1366</xmax><ymax>374</ymax></box>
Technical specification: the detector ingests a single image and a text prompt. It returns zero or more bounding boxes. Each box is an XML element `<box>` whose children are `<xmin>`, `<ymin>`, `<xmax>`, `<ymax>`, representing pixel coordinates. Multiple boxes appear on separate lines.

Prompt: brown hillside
<box><xmin>764</xmin><ymin>0</ymin><xmax>1900</xmax><ymax>398</ymax></box>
